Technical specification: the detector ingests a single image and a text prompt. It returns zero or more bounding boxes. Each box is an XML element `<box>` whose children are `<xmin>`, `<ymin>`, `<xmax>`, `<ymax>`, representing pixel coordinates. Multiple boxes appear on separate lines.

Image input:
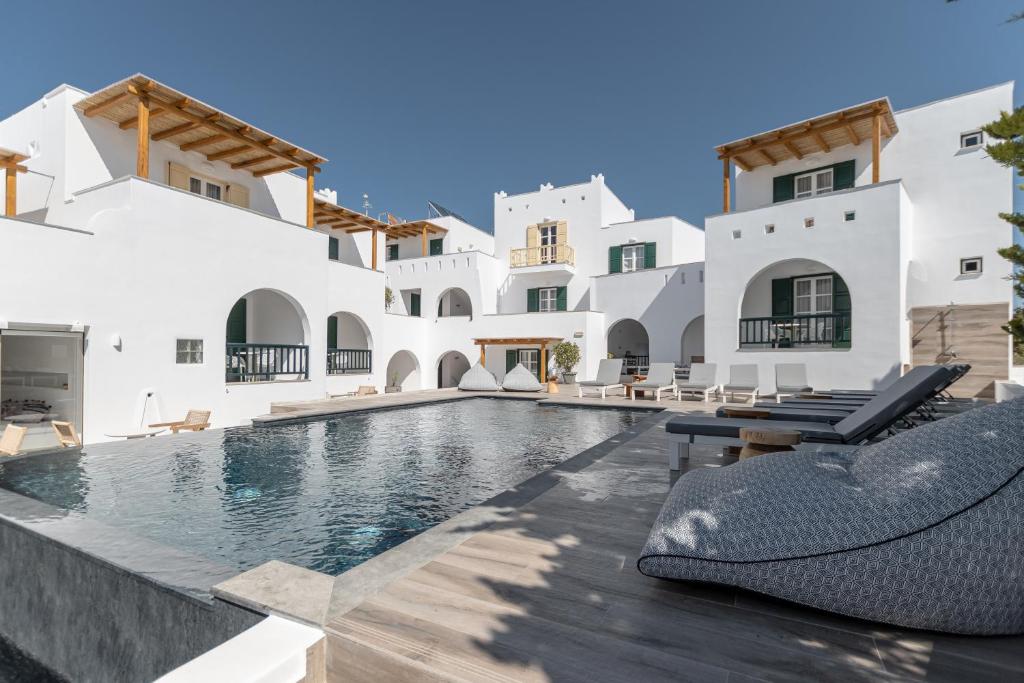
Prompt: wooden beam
<box><xmin>306</xmin><ymin>167</ymin><xmax>315</xmax><ymax>228</ymax></box>
<box><xmin>253</xmin><ymin>163</ymin><xmax>299</xmax><ymax>177</ymax></box>
<box><xmin>759</xmin><ymin>149</ymin><xmax>776</xmax><ymax>166</ymax></box>
<box><xmin>119</xmin><ymin>107</ymin><xmax>169</xmax><ymax>129</ymax></box>
<box><xmin>880</xmin><ymin>115</ymin><xmax>892</xmax><ymax>138</ymax></box>
<box><xmin>371</xmin><ymin>228</ymin><xmax>378</xmax><ymax>270</ymax></box>
<box><xmin>872</xmin><ymin>113</ymin><xmax>881</xmax><ymax>184</ymax></box>
<box><xmin>180</xmin><ymin>133</ymin><xmax>227</xmax><ymax>151</ymax></box>
<box><xmin>811</xmin><ymin>130</ymin><xmax>831</xmax><ymax>153</ymax></box>
<box><xmin>421</xmin><ymin>224</ymin><xmax>428</xmax><ymax>256</ymax></box>
<box><xmin>231</xmin><ymin>154</ymin><xmax>273</xmax><ymax>170</ymax></box>
<box><xmin>136</xmin><ymin>95</ymin><xmax>150</xmax><ymax>179</ymax></box>
<box><xmin>732</xmin><ymin>156</ymin><xmax>751</xmax><ymax>173</ymax></box>
<box><xmin>206</xmin><ymin>145</ymin><xmax>251</xmax><ymax>161</ymax></box>
<box><xmin>5</xmin><ymin>166</ymin><xmax>16</xmax><ymax>216</ymax></box>
<box><xmin>722</xmin><ymin>157</ymin><xmax>731</xmax><ymax>213</ymax></box>
<box><xmin>782</xmin><ymin>140</ymin><xmax>803</xmax><ymax>160</ymax></box>
<box><xmin>83</xmin><ymin>90</ymin><xmax>133</xmax><ymax>118</ymax></box>
<box><xmin>152</xmin><ymin>121</ymin><xmax>199</xmax><ymax>141</ymax></box>
<box><xmin>720</xmin><ymin>110</ymin><xmax>879</xmax><ymax>160</ymax></box>
<box><xmin>842</xmin><ymin>114</ymin><xmax>861</xmax><ymax>146</ymax></box>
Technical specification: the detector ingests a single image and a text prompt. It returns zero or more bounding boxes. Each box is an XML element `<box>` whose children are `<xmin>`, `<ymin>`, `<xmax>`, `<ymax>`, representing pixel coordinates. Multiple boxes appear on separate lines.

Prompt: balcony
<box><xmin>510</xmin><ymin>244</ymin><xmax>575</xmax><ymax>269</ymax></box>
<box><xmin>226</xmin><ymin>343</ymin><xmax>310</xmax><ymax>382</ymax></box>
<box><xmin>738</xmin><ymin>313</ymin><xmax>851</xmax><ymax>349</ymax></box>
<box><xmin>327</xmin><ymin>348</ymin><xmax>372</xmax><ymax>375</ymax></box>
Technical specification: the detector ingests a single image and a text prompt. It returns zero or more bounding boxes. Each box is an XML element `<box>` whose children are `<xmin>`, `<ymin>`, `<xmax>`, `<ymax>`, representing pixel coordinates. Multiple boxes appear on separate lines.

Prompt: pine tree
<box><xmin>985</xmin><ymin>107</ymin><xmax>1024</xmax><ymax>356</ymax></box>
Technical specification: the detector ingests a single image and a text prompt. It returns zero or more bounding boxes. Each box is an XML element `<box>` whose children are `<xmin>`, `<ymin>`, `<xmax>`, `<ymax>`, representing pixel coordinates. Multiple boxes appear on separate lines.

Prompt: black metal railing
<box><xmin>738</xmin><ymin>313</ymin><xmax>851</xmax><ymax>348</ymax></box>
<box><xmin>226</xmin><ymin>343</ymin><xmax>309</xmax><ymax>382</ymax></box>
<box><xmin>623</xmin><ymin>354</ymin><xmax>650</xmax><ymax>374</ymax></box>
<box><xmin>327</xmin><ymin>348</ymin><xmax>372</xmax><ymax>375</ymax></box>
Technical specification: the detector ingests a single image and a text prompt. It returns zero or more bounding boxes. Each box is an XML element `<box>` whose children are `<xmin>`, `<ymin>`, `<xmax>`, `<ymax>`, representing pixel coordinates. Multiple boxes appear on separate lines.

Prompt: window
<box><xmin>189</xmin><ymin>177</ymin><xmax>201</xmax><ymax>194</ymax></box>
<box><xmin>960</xmin><ymin>130</ymin><xmax>983</xmax><ymax>149</ymax></box>
<box><xmin>794</xmin><ymin>168</ymin><xmax>834</xmax><ymax>199</ymax></box>
<box><xmin>539</xmin><ymin>224</ymin><xmax>558</xmax><ymax>263</ymax></box>
<box><xmin>539</xmin><ymin>287</ymin><xmax>558</xmax><ymax>312</ymax></box>
<box><xmin>189</xmin><ymin>175</ymin><xmax>222</xmax><ymax>200</ymax></box>
<box><xmin>844</xmin><ymin>211</ymin><xmax>856</xmax><ymax>222</ymax></box>
<box><xmin>409</xmin><ymin>291</ymin><xmax>421</xmax><ymax>317</ymax></box>
<box><xmin>386</xmin><ymin>244</ymin><xmax>399</xmax><ymax>261</ymax></box>
<box><xmin>794</xmin><ymin>276</ymin><xmax>833</xmax><ymax>314</ymax></box>
<box><xmin>621</xmin><ymin>244</ymin><xmax>645</xmax><ymax>272</ymax></box>
<box><xmin>518</xmin><ymin>349</ymin><xmax>539</xmax><ymax>376</ymax></box>
<box><xmin>176</xmin><ymin>339</ymin><xmax>204</xmax><ymax>364</ymax></box>
<box><xmin>764</xmin><ymin>224</ymin><xmax>775</xmax><ymax>235</ymax></box>
<box><xmin>205</xmin><ymin>182</ymin><xmax>222</xmax><ymax>201</ymax></box>
<box><xmin>960</xmin><ymin>257</ymin><xmax>983</xmax><ymax>275</ymax></box>
<box><xmin>429</xmin><ymin>238</ymin><xmax>444</xmax><ymax>256</ymax></box>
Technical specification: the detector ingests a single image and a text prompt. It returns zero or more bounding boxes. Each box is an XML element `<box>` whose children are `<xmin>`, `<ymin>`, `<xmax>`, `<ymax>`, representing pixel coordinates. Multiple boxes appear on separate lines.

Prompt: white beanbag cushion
<box><xmin>502</xmin><ymin>364</ymin><xmax>543</xmax><ymax>392</ymax></box>
<box><xmin>458</xmin><ymin>362</ymin><xmax>500</xmax><ymax>391</ymax></box>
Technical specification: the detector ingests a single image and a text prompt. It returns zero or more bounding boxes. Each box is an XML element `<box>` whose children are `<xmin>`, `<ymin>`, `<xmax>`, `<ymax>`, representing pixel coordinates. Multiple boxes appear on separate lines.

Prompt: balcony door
<box><xmin>793</xmin><ymin>276</ymin><xmax>833</xmax><ymax>343</ymax></box>
<box><xmin>538</xmin><ymin>224</ymin><xmax>558</xmax><ymax>264</ymax></box>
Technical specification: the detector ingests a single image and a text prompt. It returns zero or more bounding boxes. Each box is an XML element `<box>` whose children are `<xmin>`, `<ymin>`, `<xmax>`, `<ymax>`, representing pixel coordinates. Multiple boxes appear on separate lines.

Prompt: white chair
<box><xmin>578</xmin><ymin>359</ymin><xmax>624</xmax><ymax>399</ymax></box>
<box><xmin>630</xmin><ymin>363</ymin><xmax>676</xmax><ymax>402</ymax></box>
<box><xmin>722</xmin><ymin>364</ymin><xmax>760</xmax><ymax>403</ymax></box>
<box><xmin>675</xmin><ymin>363</ymin><xmax>718</xmax><ymax>402</ymax></box>
<box><xmin>774</xmin><ymin>363</ymin><xmax>813</xmax><ymax>403</ymax></box>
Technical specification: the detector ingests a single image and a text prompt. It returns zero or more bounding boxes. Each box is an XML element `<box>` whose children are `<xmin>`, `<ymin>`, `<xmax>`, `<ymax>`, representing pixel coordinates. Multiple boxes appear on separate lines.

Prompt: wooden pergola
<box><xmin>472</xmin><ymin>336</ymin><xmax>563</xmax><ymax>382</ymax></box>
<box><xmin>312</xmin><ymin>199</ymin><xmax>448</xmax><ymax>270</ymax></box>
<box><xmin>0</xmin><ymin>147</ymin><xmax>28</xmax><ymax>217</ymax></box>
<box><xmin>716</xmin><ymin>98</ymin><xmax>898</xmax><ymax>212</ymax></box>
<box><xmin>74</xmin><ymin>74</ymin><xmax>327</xmax><ymax>226</ymax></box>
<box><xmin>385</xmin><ymin>220</ymin><xmax>448</xmax><ymax>258</ymax></box>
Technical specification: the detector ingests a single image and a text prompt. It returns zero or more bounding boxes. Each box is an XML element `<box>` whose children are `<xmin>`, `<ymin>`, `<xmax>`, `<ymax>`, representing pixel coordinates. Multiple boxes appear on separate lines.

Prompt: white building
<box><xmin>706</xmin><ymin>82</ymin><xmax>1015</xmax><ymax>398</ymax></box>
<box><xmin>0</xmin><ymin>74</ymin><xmax>706</xmax><ymax>448</ymax></box>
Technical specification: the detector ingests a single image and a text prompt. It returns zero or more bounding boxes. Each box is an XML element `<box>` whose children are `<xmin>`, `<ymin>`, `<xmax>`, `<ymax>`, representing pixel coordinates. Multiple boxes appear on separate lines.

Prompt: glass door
<box><xmin>517</xmin><ymin>349</ymin><xmax>540</xmax><ymax>380</ymax></box>
<box><xmin>539</xmin><ymin>225</ymin><xmax>557</xmax><ymax>264</ymax></box>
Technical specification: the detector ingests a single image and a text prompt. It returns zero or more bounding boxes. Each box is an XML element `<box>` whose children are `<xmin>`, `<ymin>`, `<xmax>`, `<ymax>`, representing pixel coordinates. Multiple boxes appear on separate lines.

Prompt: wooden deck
<box><xmin>322</xmin><ymin>410</ymin><xmax>1024</xmax><ymax>682</ymax></box>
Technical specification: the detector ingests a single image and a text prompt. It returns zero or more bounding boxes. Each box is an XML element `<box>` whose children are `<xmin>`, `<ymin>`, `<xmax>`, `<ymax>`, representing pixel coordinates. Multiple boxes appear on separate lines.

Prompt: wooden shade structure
<box><xmin>472</xmin><ymin>337</ymin><xmax>562</xmax><ymax>382</ymax></box>
<box><xmin>0</xmin><ymin>147</ymin><xmax>29</xmax><ymax>217</ymax></box>
<box><xmin>313</xmin><ymin>197</ymin><xmax>387</xmax><ymax>270</ymax></box>
<box><xmin>74</xmin><ymin>74</ymin><xmax>327</xmax><ymax>226</ymax></box>
<box><xmin>716</xmin><ymin>98</ymin><xmax>898</xmax><ymax>212</ymax></box>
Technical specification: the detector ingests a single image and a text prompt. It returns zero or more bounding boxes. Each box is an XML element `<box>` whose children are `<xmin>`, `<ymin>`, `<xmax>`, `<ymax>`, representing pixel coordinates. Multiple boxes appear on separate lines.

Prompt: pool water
<box><xmin>0</xmin><ymin>399</ymin><xmax>644</xmax><ymax>577</ymax></box>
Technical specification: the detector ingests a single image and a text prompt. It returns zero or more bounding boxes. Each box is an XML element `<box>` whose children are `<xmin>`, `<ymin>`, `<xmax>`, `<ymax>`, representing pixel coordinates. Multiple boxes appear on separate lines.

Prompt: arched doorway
<box><xmin>680</xmin><ymin>315</ymin><xmax>705</xmax><ymax>365</ymax></box>
<box><xmin>436</xmin><ymin>350</ymin><xmax>471</xmax><ymax>388</ymax></box>
<box><xmin>436</xmin><ymin>288</ymin><xmax>473</xmax><ymax>319</ymax></box>
<box><xmin>607</xmin><ymin>318</ymin><xmax>650</xmax><ymax>374</ymax></box>
<box><xmin>225</xmin><ymin>289</ymin><xmax>309</xmax><ymax>382</ymax></box>
<box><xmin>327</xmin><ymin>311</ymin><xmax>373</xmax><ymax>374</ymax></box>
<box><xmin>385</xmin><ymin>350</ymin><xmax>421</xmax><ymax>391</ymax></box>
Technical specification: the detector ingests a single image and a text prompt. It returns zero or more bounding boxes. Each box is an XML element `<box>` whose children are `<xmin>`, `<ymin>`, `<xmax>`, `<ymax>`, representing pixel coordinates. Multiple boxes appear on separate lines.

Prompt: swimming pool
<box><xmin>0</xmin><ymin>398</ymin><xmax>645</xmax><ymax>579</ymax></box>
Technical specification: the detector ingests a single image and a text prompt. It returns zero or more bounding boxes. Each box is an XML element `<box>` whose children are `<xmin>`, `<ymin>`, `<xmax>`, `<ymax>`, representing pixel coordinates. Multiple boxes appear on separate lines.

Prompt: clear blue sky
<box><xmin>5</xmin><ymin>1</ymin><xmax>1023</xmax><ymax>230</ymax></box>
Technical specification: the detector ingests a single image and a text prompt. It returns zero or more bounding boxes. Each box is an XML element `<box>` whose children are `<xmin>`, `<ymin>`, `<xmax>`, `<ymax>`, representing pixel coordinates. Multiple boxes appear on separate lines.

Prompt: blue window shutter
<box><xmin>226</xmin><ymin>298</ymin><xmax>247</xmax><ymax>344</ymax></box>
<box><xmin>556</xmin><ymin>286</ymin><xmax>567</xmax><ymax>311</ymax></box>
<box><xmin>833</xmin><ymin>160</ymin><xmax>855</xmax><ymax>191</ymax></box>
<box><xmin>506</xmin><ymin>349</ymin><xmax>517</xmax><ymax>372</ymax></box>
<box><xmin>832</xmin><ymin>273</ymin><xmax>852</xmax><ymax>348</ymax></box>
<box><xmin>644</xmin><ymin>242</ymin><xmax>657</xmax><ymax>269</ymax></box>
<box><xmin>410</xmin><ymin>292</ymin><xmax>421</xmax><ymax>317</ymax></box>
<box><xmin>609</xmin><ymin>245</ymin><xmax>622</xmax><ymax>273</ymax></box>
<box><xmin>773</xmin><ymin>174</ymin><xmax>795</xmax><ymax>203</ymax></box>
<box><xmin>327</xmin><ymin>316</ymin><xmax>338</xmax><ymax>349</ymax></box>
<box><xmin>328</xmin><ymin>237</ymin><xmax>339</xmax><ymax>260</ymax></box>
<box><xmin>527</xmin><ymin>288</ymin><xmax>539</xmax><ymax>312</ymax></box>
<box><xmin>771</xmin><ymin>278</ymin><xmax>793</xmax><ymax>317</ymax></box>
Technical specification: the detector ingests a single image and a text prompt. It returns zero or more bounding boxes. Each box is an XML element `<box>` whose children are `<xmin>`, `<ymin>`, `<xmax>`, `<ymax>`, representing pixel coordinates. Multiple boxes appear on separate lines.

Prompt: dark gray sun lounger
<box><xmin>668</xmin><ymin>365</ymin><xmax>954</xmax><ymax>469</ymax></box>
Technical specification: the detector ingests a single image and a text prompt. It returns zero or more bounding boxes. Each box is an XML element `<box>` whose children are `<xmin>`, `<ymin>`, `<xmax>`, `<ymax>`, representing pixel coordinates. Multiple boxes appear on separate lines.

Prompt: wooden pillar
<box><xmin>421</xmin><ymin>225</ymin><xmax>428</xmax><ymax>256</ymax></box>
<box><xmin>371</xmin><ymin>228</ymin><xmax>378</xmax><ymax>270</ymax></box>
<box><xmin>479</xmin><ymin>344</ymin><xmax>486</xmax><ymax>366</ymax></box>
<box><xmin>871</xmin><ymin>114</ymin><xmax>881</xmax><ymax>184</ymax></box>
<box><xmin>136</xmin><ymin>95</ymin><xmax>150</xmax><ymax>179</ymax></box>
<box><xmin>722</xmin><ymin>158</ymin><xmax>731</xmax><ymax>213</ymax></box>
<box><xmin>4</xmin><ymin>166</ymin><xmax>16</xmax><ymax>217</ymax></box>
<box><xmin>305</xmin><ymin>167</ymin><xmax>315</xmax><ymax>228</ymax></box>
<box><xmin>539</xmin><ymin>345</ymin><xmax>547</xmax><ymax>383</ymax></box>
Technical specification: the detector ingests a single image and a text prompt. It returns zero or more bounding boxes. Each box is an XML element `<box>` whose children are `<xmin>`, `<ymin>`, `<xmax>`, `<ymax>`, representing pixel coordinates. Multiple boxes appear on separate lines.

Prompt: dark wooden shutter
<box><xmin>429</xmin><ymin>238</ymin><xmax>443</xmax><ymax>255</ymax></box>
<box><xmin>833</xmin><ymin>160</ymin><xmax>855</xmax><ymax>191</ymax></box>
<box><xmin>527</xmin><ymin>288</ymin><xmax>539</xmax><ymax>312</ymax></box>
<box><xmin>556</xmin><ymin>286</ymin><xmax>568</xmax><ymax>311</ymax></box>
<box><xmin>226</xmin><ymin>298</ymin><xmax>247</xmax><ymax>344</ymax></box>
<box><xmin>328</xmin><ymin>237</ymin><xmax>339</xmax><ymax>261</ymax></box>
<box><xmin>506</xmin><ymin>349</ymin><xmax>517</xmax><ymax>372</ymax></box>
<box><xmin>609</xmin><ymin>245</ymin><xmax>622</xmax><ymax>273</ymax></box>
<box><xmin>832</xmin><ymin>273</ymin><xmax>852</xmax><ymax>348</ymax></box>
<box><xmin>644</xmin><ymin>242</ymin><xmax>657</xmax><ymax>269</ymax></box>
<box><xmin>410</xmin><ymin>292</ymin><xmax>421</xmax><ymax>317</ymax></box>
<box><xmin>327</xmin><ymin>316</ymin><xmax>338</xmax><ymax>349</ymax></box>
<box><xmin>771</xmin><ymin>278</ymin><xmax>793</xmax><ymax>317</ymax></box>
<box><xmin>773</xmin><ymin>174</ymin><xmax>795</xmax><ymax>203</ymax></box>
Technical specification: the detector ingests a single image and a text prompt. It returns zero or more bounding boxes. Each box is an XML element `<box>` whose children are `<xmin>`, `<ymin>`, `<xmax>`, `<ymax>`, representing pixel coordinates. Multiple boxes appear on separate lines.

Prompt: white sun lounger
<box><xmin>774</xmin><ymin>363</ymin><xmax>813</xmax><ymax>403</ymax></box>
<box><xmin>674</xmin><ymin>363</ymin><xmax>718</xmax><ymax>402</ymax></box>
<box><xmin>578</xmin><ymin>358</ymin><xmax>624</xmax><ymax>399</ymax></box>
<box><xmin>631</xmin><ymin>363</ymin><xmax>676</xmax><ymax>402</ymax></box>
<box><xmin>721</xmin><ymin>364</ymin><xmax>760</xmax><ymax>403</ymax></box>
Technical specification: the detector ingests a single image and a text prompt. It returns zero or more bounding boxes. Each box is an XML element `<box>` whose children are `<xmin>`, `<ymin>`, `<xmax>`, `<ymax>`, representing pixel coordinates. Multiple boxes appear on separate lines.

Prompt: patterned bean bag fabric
<box><xmin>638</xmin><ymin>397</ymin><xmax>1024</xmax><ymax>634</ymax></box>
<box><xmin>457</xmin><ymin>362</ymin><xmax>499</xmax><ymax>391</ymax></box>
<box><xmin>501</xmin><ymin>364</ymin><xmax>543</xmax><ymax>392</ymax></box>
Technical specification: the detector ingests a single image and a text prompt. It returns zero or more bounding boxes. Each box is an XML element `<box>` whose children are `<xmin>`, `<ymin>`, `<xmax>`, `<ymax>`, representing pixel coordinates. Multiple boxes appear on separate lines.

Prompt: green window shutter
<box><xmin>410</xmin><ymin>292</ymin><xmax>421</xmax><ymax>317</ymax></box>
<box><xmin>386</xmin><ymin>244</ymin><xmax>398</xmax><ymax>261</ymax></box>
<box><xmin>506</xmin><ymin>349</ymin><xmax>517</xmax><ymax>372</ymax></box>
<box><xmin>556</xmin><ymin>286</ymin><xmax>568</xmax><ymax>311</ymax></box>
<box><xmin>771</xmin><ymin>278</ymin><xmax>793</xmax><ymax>317</ymax></box>
<box><xmin>328</xmin><ymin>236</ymin><xmax>339</xmax><ymax>261</ymax></box>
<box><xmin>327</xmin><ymin>316</ymin><xmax>338</xmax><ymax>349</ymax></box>
<box><xmin>226</xmin><ymin>298</ymin><xmax>247</xmax><ymax>344</ymax></box>
<box><xmin>429</xmin><ymin>238</ymin><xmax>444</xmax><ymax>255</ymax></box>
<box><xmin>833</xmin><ymin>160</ymin><xmax>855</xmax><ymax>191</ymax></box>
<box><xmin>526</xmin><ymin>288</ymin><xmax>539</xmax><ymax>312</ymax></box>
<box><xmin>643</xmin><ymin>242</ymin><xmax>657</xmax><ymax>269</ymax></box>
<box><xmin>832</xmin><ymin>273</ymin><xmax>852</xmax><ymax>348</ymax></box>
<box><xmin>773</xmin><ymin>174</ymin><xmax>795</xmax><ymax>203</ymax></box>
<box><xmin>608</xmin><ymin>245</ymin><xmax>622</xmax><ymax>273</ymax></box>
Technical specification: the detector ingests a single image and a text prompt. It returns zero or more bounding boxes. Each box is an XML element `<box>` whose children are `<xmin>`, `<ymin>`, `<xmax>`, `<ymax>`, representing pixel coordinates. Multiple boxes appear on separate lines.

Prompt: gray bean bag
<box><xmin>501</xmin><ymin>364</ymin><xmax>543</xmax><ymax>392</ymax></box>
<box><xmin>639</xmin><ymin>397</ymin><xmax>1024</xmax><ymax>634</ymax></box>
<box><xmin>457</xmin><ymin>362</ymin><xmax>499</xmax><ymax>391</ymax></box>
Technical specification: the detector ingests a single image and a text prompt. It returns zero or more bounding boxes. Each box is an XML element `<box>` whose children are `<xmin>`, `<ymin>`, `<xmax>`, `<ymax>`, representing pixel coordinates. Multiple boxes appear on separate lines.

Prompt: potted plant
<box><xmin>553</xmin><ymin>341</ymin><xmax>581</xmax><ymax>385</ymax></box>
<box><xmin>385</xmin><ymin>373</ymin><xmax>401</xmax><ymax>393</ymax></box>
<box><xmin>384</xmin><ymin>286</ymin><xmax>395</xmax><ymax>312</ymax></box>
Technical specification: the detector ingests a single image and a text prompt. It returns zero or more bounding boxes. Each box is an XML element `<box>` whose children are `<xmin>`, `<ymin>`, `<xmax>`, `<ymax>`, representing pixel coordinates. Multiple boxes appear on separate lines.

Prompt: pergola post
<box><xmin>4</xmin><ymin>167</ymin><xmax>16</xmax><ymax>216</ymax></box>
<box><xmin>722</xmin><ymin>158</ymin><xmax>731</xmax><ymax>213</ymax></box>
<box><xmin>539</xmin><ymin>344</ymin><xmax>547</xmax><ymax>383</ymax></box>
<box><xmin>136</xmin><ymin>95</ymin><xmax>150</xmax><ymax>179</ymax></box>
<box><xmin>371</xmin><ymin>228</ymin><xmax>378</xmax><ymax>270</ymax></box>
<box><xmin>871</xmin><ymin>114</ymin><xmax>881</xmax><ymax>184</ymax></box>
<box><xmin>305</xmin><ymin>167</ymin><xmax>315</xmax><ymax>228</ymax></box>
<box><xmin>478</xmin><ymin>343</ymin><xmax>486</xmax><ymax>366</ymax></box>
<box><xmin>421</xmin><ymin>224</ymin><xmax>428</xmax><ymax>256</ymax></box>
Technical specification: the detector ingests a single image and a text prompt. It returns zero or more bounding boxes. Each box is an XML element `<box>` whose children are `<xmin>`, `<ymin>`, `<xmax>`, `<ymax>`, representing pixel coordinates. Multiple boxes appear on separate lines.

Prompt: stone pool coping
<box><xmin>214</xmin><ymin>406</ymin><xmax>672</xmax><ymax>627</ymax></box>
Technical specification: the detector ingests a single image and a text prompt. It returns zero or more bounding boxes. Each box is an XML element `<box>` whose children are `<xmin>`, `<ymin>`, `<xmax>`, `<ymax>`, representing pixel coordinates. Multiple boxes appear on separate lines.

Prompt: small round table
<box><xmin>738</xmin><ymin>427</ymin><xmax>801</xmax><ymax>460</ymax></box>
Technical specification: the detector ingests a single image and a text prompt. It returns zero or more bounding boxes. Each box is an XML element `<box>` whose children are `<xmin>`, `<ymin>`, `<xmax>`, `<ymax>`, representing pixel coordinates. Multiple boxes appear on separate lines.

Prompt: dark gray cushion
<box><xmin>833</xmin><ymin>366</ymin><xmax>952</xmax><ymax>443</ymax></box>
<box><xmin>716</xmin><ymin>406</ymin><xmax>847</xmax><ymax>424</ymax></box>
<box><xmin>665</xmin><ymin>415</ymin><xmax>842</xmax><ymax>442</ymax></box>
